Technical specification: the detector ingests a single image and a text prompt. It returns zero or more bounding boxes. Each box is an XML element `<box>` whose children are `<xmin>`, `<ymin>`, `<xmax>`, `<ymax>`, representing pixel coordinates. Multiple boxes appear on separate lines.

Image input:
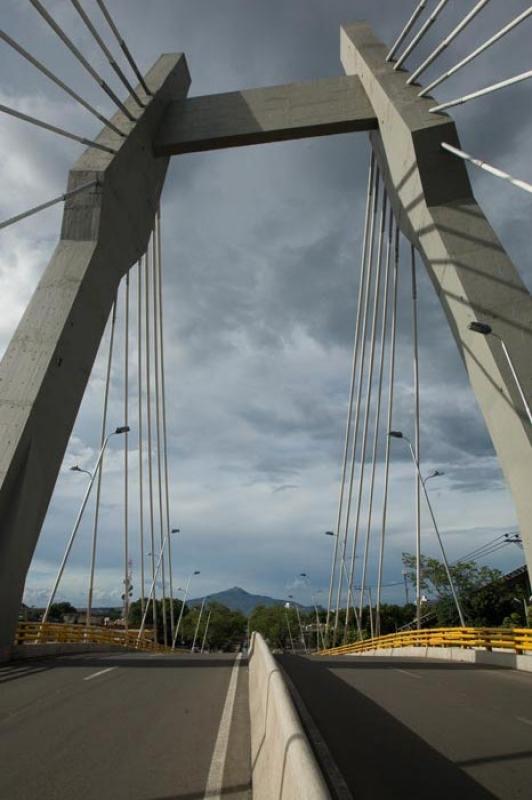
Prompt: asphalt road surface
<box><xmin>278</xmin><ymin>654</ymin><xmax>532</xmax><ymax>800</ymax></box>
<box><xmin>0</xmin><ymin>651</ymin><xmax>251</xmax><ymax>800</ymax></box>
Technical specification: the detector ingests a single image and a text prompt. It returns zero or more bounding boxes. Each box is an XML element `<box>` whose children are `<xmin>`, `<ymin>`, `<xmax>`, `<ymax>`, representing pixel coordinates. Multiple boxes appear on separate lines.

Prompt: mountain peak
<box><xmin>188</xmin><ymin>586</ymin><xmax>306</xmax><ymax>616</ymax></box>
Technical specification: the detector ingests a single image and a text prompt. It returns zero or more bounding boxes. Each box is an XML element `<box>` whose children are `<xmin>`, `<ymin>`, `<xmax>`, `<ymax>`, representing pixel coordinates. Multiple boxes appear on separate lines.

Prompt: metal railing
<box><xmin>319</xmin><ymin>627</ymin><xmax>532</xmax><ymax>656</ymax></box>
<box><xmin>14</xmin><ymin>622</ymin><xmax>176</xmax><ymax>653</ymax></box>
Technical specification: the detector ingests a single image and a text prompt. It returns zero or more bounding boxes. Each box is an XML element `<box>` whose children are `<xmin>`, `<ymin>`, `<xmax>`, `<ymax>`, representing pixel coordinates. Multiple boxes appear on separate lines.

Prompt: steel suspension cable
<box><xmin>0</xmin><ymin>102</ymin><xmax>116</xmax><ymax>154</ymax></box>
<box><xmin>87</xmin><ymin>297</ymin><xmax>117</xmax><ymax>626</ymax></box>
<box><xmin>394</xmin><ymin>0</ymin><xmax>451</xmax><ymax>71</ymax></box>
<box><xmin>156</xmin><ymin>209</ymin><xmax>175</xmax><ymax>642</ymax></box>
<box><xmin>344</xmin><ymin>190</ymin><xmax>388</xmax><ymax>640</ymax></box>
<box><xmin>332</xmin><ymin>164</ymin><xmax>380</xmax><ymax>644</ymax></box>
<box><xmin>430</xmin><ymin>69</ymin><xmax>532</xmax><ymax>113</ymax></box>
<box><xmin>123</xmin><ymin>272</ymin><xmax>130</xmax><ymax>631</ymax></box>
<box><xmin>407</xmin><ymin>0</ymin><xmax>491</xmax><ymax>85</ymax></box>
<box><xmin>145</xmin><ymin>238</ymin><xmax>158</xmax><ymax>640</ymax></box>
<box><xmin>0</xmin><ymin>179</ymin><xmax>97</xmax><ymax>232</ymax></box>
<box><xmin>441</xmin><ymin>143</ymin><xmax>532</xmax><ymax>195</ymax></box>
<box><xmin>0</xmin><ymin>29</ymin><xmax>125</xmax><ymax>136</ymax></box>
<box><xmin>29</xmin><ymin>0</ymin><xmax>136</xmax><ymax>122</ymax></box>
<box><xmin>325</xmin><ymin>152</ymin><xmax>375</xmax><ymax>640</ymax></box>
<box><xmin>387</xmin><ymin>1</ymin><xmax>428</xmax><ymax>62</ymax></box>
<box><xmin>411</xmin><ymin>246</ymin><xmax>422</xmax><ymax>630</ymax></box>
<box><xmin>376</xmin><ymin>215</ymin><xmax>399</xmax><ymax>635</ymax></box>
<box><xmin>358</xmin><ymin>196</ymin><xmax>393</xmax><ymax>627</ymax></box>
<box><xmin>153</xmin><ymin>225</ymin><xmax>169</xmax><ymax>647</ymax></box>
<box><xmin>419</xmin><ymin>7</ymin><xmax>532</xmax><ymax>98</ymax></box>
<box><xmin>68</xmin><ymin>0</ymin><xmax>145</xmax><ymax>107</ymax></box>
<box><xmin>137</xmin><ymin>258</ymin><xmax>146</xmax><ymax>615</ymax></box>
<box><xmin>95</xmin><ymin>0</ymin><xmax>151</xmax><ymax>96</ymax></box>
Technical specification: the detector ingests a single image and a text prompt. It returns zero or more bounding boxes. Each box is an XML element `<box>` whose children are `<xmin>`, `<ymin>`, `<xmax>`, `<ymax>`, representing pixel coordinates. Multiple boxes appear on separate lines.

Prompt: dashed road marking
<box><xmin>395</xmin><ymin>668</ymin><xmax>422</xmax><ymax>679</ymax></box>
<box><xmin>83</xmin><ymin>667</ymin><xmax>117</xmax><ymax>681</ymax></box>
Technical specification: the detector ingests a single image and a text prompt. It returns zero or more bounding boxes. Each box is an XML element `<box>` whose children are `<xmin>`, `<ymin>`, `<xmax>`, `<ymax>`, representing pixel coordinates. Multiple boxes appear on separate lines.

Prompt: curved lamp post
<box><xmin>41</xmin><ymin>426</ymin><xmax>130</xmax><ymax>625</ymax></box>
<box><xmin>388</xmin><ymin>430</ymin><xmax>466</xmax><ymax>627</ymax></box>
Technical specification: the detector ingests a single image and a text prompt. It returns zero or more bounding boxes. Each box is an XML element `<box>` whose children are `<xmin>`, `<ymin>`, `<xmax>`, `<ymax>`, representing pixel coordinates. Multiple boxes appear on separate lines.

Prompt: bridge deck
<box><xmin>0</xmin><ymin>651</ymin><xmax>251</xmax><ymax>800</ymax></box>
<box><xmin>278</xmin><ymin>654</ymin><xmax>532</xmax><ymax>800</ymax></box>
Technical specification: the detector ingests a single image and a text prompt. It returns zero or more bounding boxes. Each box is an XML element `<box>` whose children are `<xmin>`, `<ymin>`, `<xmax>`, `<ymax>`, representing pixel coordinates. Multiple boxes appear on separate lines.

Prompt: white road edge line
<box><xmin>203</xmin><ymin>654</ymin><xmax>242</xmax><ymax>800</ymax></box>
<box><xmin>83</xmin><ymin>667</ymin><xmax>117</xmax><ymax>681</ymax></box>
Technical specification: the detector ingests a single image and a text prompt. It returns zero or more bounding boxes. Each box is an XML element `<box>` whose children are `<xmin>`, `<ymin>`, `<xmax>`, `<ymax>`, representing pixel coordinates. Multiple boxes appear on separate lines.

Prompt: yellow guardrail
<box><xmin>14</xmin><ymin>622</ymin><xmax>176</xmax><ymax>653</ymax></box>
<box><xmin>319</xmin><ymin>626</ymin><xmax>532</xmax><ymax>656</ymax></box>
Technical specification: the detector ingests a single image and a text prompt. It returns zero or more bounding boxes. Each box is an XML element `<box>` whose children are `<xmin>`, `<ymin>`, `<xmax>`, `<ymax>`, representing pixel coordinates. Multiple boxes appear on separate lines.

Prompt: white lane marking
<box><xmin>395</xmin><ymin>668</ymin><xmax>422</xmax><ymax>680</ymax></box>
<box><xmin>203</xmin><ymin>654</ymin><xmax>242</xmax><ymax>799</ymax></box>
<box><xmin>83</xmin><ymin>667</ymin><xmax>117</xmax><ymax>681</ymax></box>
<box><xmin>516</xmin><ymin>716</ymin><xmax>532</xmax><ymax>727</ymax></box>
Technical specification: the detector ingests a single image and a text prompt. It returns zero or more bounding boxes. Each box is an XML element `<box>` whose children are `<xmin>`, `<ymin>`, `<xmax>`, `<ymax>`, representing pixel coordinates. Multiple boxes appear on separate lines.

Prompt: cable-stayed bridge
<box><xmin>0</xmin><ymin>2</ymin><xmax>531</xmax><ymax>798</ymax></box>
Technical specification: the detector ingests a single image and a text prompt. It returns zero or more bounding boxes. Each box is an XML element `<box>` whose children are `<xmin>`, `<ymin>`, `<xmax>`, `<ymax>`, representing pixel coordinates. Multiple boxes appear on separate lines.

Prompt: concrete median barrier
<box><xmin>248</xmin><ymin>632</ymin><xmax>331</xmax><ymax>800</ymax></box>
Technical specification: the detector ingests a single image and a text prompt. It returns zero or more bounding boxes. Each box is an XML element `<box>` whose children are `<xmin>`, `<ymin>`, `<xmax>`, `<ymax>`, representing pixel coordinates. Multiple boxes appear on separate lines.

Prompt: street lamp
<box><xmin>288</xmin><ymin>594</ymin><xmax>307</xmax><ymax>654</ymax></box>
<box><xmin>172</xmin><ymin>570</ymin><xmax>201</xmax><ymax>649</ymax></box>
<box><xmin>42</xmin><ymin>426</ymin><xmax>130</xmax><ymax>625</ymax></box>
<box><xmin>300</xmin><ymin>573</ymin><xmax>326</xmax><ymax>651</ymax></box>
<box><xmin>70</xmin><ymin>465</ymin><xmax>93</xmax><ymax>479</ymax></box>
<box><xmin>425</xmin><ymin>469</ymin><xmax>444</xmax><ymax>482</ymax></box>
<box><xmin>192</xmin><ymin>597</ymin><xmax>207</xmax><ymax>652</ymax></box>
<box><xmin>468</xmin><ymin>321</ymin><xmax>532</xmax><ymax>425</ymax></box>
<box><xmin>322</xmin><ymin>531</ymin><xmax>361</xmax><ymax>644</ymax></box>
<box><xmin>166</xmin><ymin>528</ymin><xmax>180</xmax><ymax>644</ymax></box>
<box><xmin>388</xmin><ymin>431</ymin><xmax>466</xmax><ymax>627</ymax></box>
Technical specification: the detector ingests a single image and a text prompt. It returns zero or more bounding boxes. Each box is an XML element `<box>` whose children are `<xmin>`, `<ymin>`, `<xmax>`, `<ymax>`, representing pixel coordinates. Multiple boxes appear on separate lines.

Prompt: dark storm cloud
<box><xmin>0</xmin><ymin>0</ymin><xmax>527</xmax><ymax>605</ymax></box>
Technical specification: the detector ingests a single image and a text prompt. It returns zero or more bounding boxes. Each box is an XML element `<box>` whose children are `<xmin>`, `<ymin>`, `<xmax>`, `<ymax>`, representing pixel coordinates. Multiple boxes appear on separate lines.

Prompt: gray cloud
<box><xmin>0</xmin><ymin>0</ymin><xmax>527</xmax><ymax>609</ymax></box>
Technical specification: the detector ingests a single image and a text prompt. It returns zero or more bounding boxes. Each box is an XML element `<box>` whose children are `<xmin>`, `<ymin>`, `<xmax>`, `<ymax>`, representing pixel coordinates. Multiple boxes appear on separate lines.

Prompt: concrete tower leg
<box><xmin>341</xmin><ymin>24</ymin><xmax>532</xmax><ymax>583</ymax></box>
<box><xmin>0</xmin><ymin>55</ymin><xmax>190</xmax><ymax>660</ymax></box>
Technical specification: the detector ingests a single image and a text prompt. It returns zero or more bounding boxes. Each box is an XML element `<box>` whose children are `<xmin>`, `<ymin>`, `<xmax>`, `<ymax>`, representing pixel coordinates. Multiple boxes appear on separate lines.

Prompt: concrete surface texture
<box><xmin>341</xmin><ymin>22</ymin><xmax>532</xmax><ymax>584</ymax></box>
<box><xmin>0</xmin><ymin>54</ymin><xmax>190</xmax><ymax>659</ymax></box>
<box><xmin>279</xmin><ymin>653</ymin><xmax>532</xmax><ymax>800</ymax></box>
<box><xmin>348</xmin><ymin>646</ymin><xmax>532</xmax><ymax>672</ymax></box>
<box><xmin>249</xmin><ymin>632</ymin><xmax>331</xmax><ymax>800</ymax></box>
<box><xmin>154</xmin><ymin>75</ymin><xmax>377</xmax><ymax>155</ymax></box>
<box><xmin>0</xmin><ymin>651</ymin><xmax>251</xmax><ymax>800</ymax></box>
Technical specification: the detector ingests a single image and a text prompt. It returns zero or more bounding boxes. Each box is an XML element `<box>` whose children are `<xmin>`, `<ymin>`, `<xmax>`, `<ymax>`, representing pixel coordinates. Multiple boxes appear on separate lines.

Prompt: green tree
<box><xmin>401</xmin><ymin>552</ymin><xmax>527</xmax><ymax>627</ymax></box>
<box><xmin>179</xmin><ymin>602</ymin><xmax>247</xmax><ymax>651</ymax></box>
<box><xmin>48</xmin><ymin>602</ymin><xmax>77</xmax><ymax>621</ymax></box>
<box><xmin>129</xmin><ymin>597</ymin><xmax>187</xmax><ymax>644</ymax></box>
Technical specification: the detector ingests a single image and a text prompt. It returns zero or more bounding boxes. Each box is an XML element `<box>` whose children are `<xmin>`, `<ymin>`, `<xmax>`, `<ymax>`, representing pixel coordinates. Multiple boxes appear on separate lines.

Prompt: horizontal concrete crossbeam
<box><xmin>154</xmin><ymin>75</ymin><xmax>377</xmax><ymax>155</ymax></box>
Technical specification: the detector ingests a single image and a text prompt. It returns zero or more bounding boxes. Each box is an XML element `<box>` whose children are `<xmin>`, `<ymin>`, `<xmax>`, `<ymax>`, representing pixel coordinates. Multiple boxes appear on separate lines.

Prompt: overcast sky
<box><xmin>1</xmin><ymin>0</ymin><xmax>530</xmax><ymax>611</ymax></box>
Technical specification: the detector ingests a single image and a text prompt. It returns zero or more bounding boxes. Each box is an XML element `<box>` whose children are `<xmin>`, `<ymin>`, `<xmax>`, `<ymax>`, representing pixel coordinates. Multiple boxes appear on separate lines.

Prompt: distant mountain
<box><xmin>187</xmin><ymin>586</ymin><xmax>311</xmax><ymax>616</ymax></box>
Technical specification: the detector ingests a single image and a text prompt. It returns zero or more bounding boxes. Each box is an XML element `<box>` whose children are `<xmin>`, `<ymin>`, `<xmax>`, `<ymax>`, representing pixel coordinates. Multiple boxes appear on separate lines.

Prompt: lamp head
<box><xmin>194</xmin><ymin>570</ymin><xmax>200</xmax><ymax>575</ymax></box>
<box><xmin>324</xmin><ymin>531</ymin><xmax>335</xmax><ymax>537</ymax></box>
<box><xmin>115</xmin><ymin>425</ymin><xmax>130</xmax><ymax>435</ymax></box>
<box><xmin>469</xmin><ymin>321</ymin><xmax>492</xmax><ymax>336</ymax></box>
<box><xmin>388</xmin><ymin>430</ymin><xmax>404</xmax><ymax>439</ymax></box>
<box><xmin>70</xmin><ymin>465</ymin><xmax>81</xmax><ymax>472</ymax></box>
